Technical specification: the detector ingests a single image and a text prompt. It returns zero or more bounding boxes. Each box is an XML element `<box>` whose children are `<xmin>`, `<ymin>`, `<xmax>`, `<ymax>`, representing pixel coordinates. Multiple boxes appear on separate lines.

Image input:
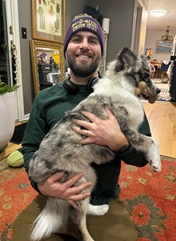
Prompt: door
<box><xmin>0</xmin><ymin>0</ymin><xmax>25</xmax><ymax>121</ymax></box>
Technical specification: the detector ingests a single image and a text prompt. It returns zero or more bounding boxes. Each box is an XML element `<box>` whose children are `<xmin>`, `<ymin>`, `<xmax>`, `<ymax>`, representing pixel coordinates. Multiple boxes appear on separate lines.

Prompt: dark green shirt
<box><xmin>22</xmin><ymin>83</ymin><xmax>150</xmax><ymax>205</ymax></box>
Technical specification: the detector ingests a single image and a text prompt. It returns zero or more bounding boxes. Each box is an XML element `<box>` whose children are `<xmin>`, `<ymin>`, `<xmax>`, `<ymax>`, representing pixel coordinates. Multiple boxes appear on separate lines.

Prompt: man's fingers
<box><xmin>71</xmin><ymin>125</ymin><xmax>86</xmax><ymax>135</ymax></box>
<box><xmin>68</xmin><ymin>200</ymin><xmax>81</xmax><ymax>211</ymax></box>
<box><xmin>47</xmin><ymin>171</ymin><xmax>65</xmax><ymax>183</ymax></box>
<box><xmin>69</xmin><ymin>191</ymin><xmax>91</xmax><ymax>201</ymax></box>
<box><xmin>72</xmin><ymin>118</ymin><xmax>91</xmax><ymax>130</ymax></box>
<box><xmin>104</xmin><ymin>105</ymin><xmax>115</xmax><ymax>118</ymax></box>
<box><xmin>68</xmin><ymin>181</ymin><xmax>92</xmax><ymax>194</ymax></box>
<box><xmin>63</xmin><ymin>172</ymin><xmax>85</xmax><ymax>188</ymax></box>
<box><xmin>81</xmin><ymin>111</ymin><xmax>96</xmax><ymax>121</ymax></box>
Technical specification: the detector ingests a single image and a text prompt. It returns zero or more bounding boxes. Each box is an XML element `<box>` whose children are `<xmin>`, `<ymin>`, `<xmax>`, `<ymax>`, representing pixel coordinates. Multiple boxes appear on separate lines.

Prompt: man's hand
<box><xmin>71</xmin><ymin>105</ymin><xmax>129</xmax><ymax>151</ymax></box>
<box><xmin>38</xmin><ymin>172</ymin><xmax>91</xmax><ymax>203</ymax></box>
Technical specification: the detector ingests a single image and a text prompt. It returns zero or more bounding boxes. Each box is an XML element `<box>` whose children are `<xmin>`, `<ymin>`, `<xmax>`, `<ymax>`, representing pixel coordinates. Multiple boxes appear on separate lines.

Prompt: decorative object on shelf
<box><xmin>30</xmin><ymin>40</ymin><xmax>65</xmax><ymax>96</ymax></box>
<box><xmin>161</xmin><ymin>26</ymin><xmax>173</xmax><ymax>41</ymax></box>
<box><xmin>31</xmin><ymin>0</ymin><xmax>65</xmax><ymax>43</ymax></box>
<box><xmin>156</xmin><ymin>40</ymin><xmax>173</xmax><ymax>54</ymax></box>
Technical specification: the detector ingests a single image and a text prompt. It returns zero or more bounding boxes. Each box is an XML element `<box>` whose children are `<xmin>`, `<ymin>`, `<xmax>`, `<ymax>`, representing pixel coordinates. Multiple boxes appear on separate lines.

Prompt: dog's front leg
<box><xmin>146</xmin><ymin>137</ymin><xmax>162</xmax><ymax>172</ymax></box>
<box><xmin>126</xmin><ymin>131</ymin><xmax>161</xmax><ymax>172</ymax></box>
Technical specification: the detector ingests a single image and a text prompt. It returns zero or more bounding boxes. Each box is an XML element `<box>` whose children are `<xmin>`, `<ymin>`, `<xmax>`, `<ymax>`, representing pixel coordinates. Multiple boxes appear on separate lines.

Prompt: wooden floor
<box><xmin>142</xmin><ymin>101</ymin><xmax>176</xmax><ymax>158</ymax></box>
<box><xmin>1</xmin><ymin>101</ymin><xmax>176</xmax><ymax>161</ymax></box>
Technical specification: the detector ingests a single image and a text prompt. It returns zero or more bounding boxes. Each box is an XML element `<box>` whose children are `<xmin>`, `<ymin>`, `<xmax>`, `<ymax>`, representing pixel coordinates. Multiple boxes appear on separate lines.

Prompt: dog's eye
<box><xmin>142</xmin><ymin>72</ymin><xmax>150</xmax><ymax>79</ymax></box>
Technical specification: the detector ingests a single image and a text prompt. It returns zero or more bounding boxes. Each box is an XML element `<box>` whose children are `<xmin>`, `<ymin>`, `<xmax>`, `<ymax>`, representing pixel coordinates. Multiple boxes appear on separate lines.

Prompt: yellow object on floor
<box><xmin>7</xmin><ymin>151</ymin><xmax>24</xmax><ymax>167</ymax></box>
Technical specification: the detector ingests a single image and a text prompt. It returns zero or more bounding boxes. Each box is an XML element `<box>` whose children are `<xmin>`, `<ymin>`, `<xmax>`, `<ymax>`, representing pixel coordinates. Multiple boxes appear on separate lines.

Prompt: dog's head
<box><xmin>106</xmin><ymin>47</ymin><xmax>160</xmax><ymax>103</ymax></box>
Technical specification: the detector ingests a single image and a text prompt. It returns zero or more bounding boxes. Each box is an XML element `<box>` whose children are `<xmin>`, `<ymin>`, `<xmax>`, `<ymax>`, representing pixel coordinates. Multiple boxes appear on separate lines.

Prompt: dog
<box><xmin>29</xmin><ymin>47</ymin><xmax>161</xmax><ymax>241</ymax></box>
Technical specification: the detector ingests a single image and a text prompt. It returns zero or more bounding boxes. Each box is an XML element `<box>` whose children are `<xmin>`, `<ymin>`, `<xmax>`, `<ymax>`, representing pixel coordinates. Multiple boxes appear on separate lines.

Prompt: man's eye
<box><xmin>89</xmin><ymin>40</ymin><xmax>97</xmax><ymax>44</ymax></box>
<box><xmin>88</xmin><ymin>38</ymin><xmax>99</xmax><ymax>45</ymax></box>
<box><xmin>70</xmin><ymin>36</ymin><xmax>82</xmax><ymax>43</ymax></box>
<box><xmin>73</xmin><ymin>38</ymin><xmax>80</xmax><ymax>42</ymax></box>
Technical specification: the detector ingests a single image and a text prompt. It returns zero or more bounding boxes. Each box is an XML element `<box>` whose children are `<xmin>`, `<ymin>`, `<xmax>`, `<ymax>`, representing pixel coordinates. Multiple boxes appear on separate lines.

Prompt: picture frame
<box><xmin>30</xmin><ymin>40</ymin><xmax>65</xmax><ymax>96</ymax></box>
<box><xmin>31</xmin><ymin>0</ymin><xmax>65</xmax><ymax>43</ymax></box>
<box><xmin>155</xmin><ymin>40</ymin><xmax>173</xmax><ymax>54</ymax></box>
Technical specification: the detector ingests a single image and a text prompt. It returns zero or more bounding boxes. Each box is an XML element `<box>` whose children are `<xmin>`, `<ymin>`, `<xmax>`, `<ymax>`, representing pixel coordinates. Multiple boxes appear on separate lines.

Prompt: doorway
<box><xmin>0</xmin><ymin>0</ymin><xmax>13</xmax><ymax>86</ymax></box>
<box><xmin>0</xmin><ymin>0</ymin><xmax>25</xmax><ymax>121</ymax></box>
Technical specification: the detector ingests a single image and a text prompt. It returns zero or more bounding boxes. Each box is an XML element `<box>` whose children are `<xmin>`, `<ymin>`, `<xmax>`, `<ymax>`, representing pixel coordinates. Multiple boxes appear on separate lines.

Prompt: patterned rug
<box><xmin>0</xmin><ymin>157</ymin><xmax>175</xmax><ymax>241</ymax></box>
<box><xmin>153</xmin><ymin>79</ymin><xmax>172</xmax><ymax>102</ymax></box>
<box><xmin>0</xmin><ymin>160</ymin><xmax>37</xmax><ymax>241</ymax></box>
<box><xmin>119</xmin><ymin>157</ymin><xmax>176</xmax><ymax>241</ymax></box>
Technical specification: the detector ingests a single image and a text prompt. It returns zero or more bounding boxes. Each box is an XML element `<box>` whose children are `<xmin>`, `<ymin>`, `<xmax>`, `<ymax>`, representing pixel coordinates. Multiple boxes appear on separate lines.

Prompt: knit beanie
<box><xmin>64</xmin><ymin>14</ymin><xmax>105</xmax><ymax>57</ymax></box>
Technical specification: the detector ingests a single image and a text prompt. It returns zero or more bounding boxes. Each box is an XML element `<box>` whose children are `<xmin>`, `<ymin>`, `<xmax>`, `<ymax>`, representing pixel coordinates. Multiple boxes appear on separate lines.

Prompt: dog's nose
<box><xmin>156</xmin><ymin>88</ymin><xmax>161</xmax><ymax>94</ymax></box>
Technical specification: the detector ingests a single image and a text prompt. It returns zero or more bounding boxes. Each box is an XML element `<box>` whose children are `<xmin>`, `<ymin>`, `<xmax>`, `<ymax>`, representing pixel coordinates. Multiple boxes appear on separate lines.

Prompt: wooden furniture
<box><xmin>150</xmin><ymin>60</ymin><xmax>170</xmax><ymax>82</ymax></box>
<box><xmin>150</xmin><ymin>60</ymin><xmax>162</xmax><ymax>79</ymax></box>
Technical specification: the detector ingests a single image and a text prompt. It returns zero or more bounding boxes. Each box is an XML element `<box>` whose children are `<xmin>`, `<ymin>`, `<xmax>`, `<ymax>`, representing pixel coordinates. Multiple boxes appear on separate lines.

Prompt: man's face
<box><xmin>66</xmin><ymin>31</ymin><xmax>102</xmax><ymax>77</ymax></box>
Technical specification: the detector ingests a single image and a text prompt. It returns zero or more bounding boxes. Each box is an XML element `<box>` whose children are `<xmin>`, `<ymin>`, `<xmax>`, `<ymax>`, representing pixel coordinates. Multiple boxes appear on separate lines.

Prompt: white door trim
<box><xmin>5</xmin><ymin>0</ymin><xmax>27</xmax><ymax>121</ymax></box>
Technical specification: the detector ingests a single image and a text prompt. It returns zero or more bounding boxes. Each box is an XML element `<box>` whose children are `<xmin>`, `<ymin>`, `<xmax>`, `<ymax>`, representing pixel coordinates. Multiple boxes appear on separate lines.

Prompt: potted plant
<box><xmin>0</xmin><ymin>75</ymin><xmax>19</xmax><ymax>152</ymax></box>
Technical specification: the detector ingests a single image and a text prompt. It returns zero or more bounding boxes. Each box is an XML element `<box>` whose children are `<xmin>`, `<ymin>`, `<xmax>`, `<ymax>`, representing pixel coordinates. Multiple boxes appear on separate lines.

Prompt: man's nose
<box><xmin>80</xmin><ymin>39</ymin><xmax>89</xmax><ymax>49</ymax></box>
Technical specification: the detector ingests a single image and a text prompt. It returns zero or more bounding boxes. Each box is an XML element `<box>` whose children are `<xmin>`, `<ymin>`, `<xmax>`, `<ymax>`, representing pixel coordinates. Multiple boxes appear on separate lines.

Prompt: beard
<box><xmin>66</xmin><ymin>54</ymin><xmax>100</xmax><ymax>78</ymax></box>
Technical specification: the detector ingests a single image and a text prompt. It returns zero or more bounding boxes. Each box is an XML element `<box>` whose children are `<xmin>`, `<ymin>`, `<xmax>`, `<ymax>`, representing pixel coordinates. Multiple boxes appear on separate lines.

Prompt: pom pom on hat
<box><xmin>64</xmin><ymin>14</ymin><xmax>105</xmax><ymax>57</ymax></box>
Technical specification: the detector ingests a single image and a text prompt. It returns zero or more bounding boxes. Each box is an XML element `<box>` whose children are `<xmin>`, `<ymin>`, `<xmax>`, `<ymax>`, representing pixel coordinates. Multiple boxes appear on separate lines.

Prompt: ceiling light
<box><xmin>161</xmin><ymin>26</ymin><xmax>173</xmax><ymax>41</ymax></box>
<box><xmin>149</xmin><ymin>10</ymin><xmax>167</xmax><ymax>17</ymax></box>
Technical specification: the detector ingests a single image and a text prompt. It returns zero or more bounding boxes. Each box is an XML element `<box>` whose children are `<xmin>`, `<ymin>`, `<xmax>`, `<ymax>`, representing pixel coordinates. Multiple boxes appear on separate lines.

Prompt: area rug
<box><xmin>119</xmin><ymin>158</ymin><xmax>176</xmax><ymax>241</ymax></box>
<box><xmin>0</xmin><ymin>164</ymin><xmax>37</xmax><ymax>241</ymax></box>
<box><xmin>0</xmin><ymin>158</ymin><xmax>175</xmax><ymax>241</ymax></box>
<box><xmin>153</xmin><ymin>79</ymin><xmax>173</xmax><ymax>102</ymax></box>
<box><xmin>10</xmin><ymin>122</ymin><xmax>27</xmax><ymax>144</ymax></box>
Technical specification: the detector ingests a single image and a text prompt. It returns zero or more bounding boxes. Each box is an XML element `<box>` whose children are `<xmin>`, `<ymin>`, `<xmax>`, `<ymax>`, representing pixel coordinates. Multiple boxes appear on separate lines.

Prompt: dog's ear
<box><xmin>116</xmin><ymin>47</ymin><xmax>137</xmax><ymax>73</ymax></box>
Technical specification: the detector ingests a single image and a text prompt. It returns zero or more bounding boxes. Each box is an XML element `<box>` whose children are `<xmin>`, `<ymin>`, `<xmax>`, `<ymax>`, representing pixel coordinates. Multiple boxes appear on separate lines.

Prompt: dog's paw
<box><xmin>147</xmin><ymin>139</ymin><xmax>162</xmax><ymax>172</ymax></box>
<box><xmin>148</xmin><ymin>153</ymin><xmax>162</xmax><ymax>172</ymax></box>
<box><xmin>149</xmin><ymin>160</ymin><xmax>162</xmax><ymax>172</ymax></box>
<box><xmin>88</xmin><ymin>204</ymin><xmax>109</xmax><ymax>216</ymax></box>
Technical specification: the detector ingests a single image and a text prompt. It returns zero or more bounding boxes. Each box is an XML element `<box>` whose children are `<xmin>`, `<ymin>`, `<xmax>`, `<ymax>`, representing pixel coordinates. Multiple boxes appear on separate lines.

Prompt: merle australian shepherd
<box><xmin>29</xmin><ymin>47</ymin><xmax>161</xmax><ymax>241</ymax></box>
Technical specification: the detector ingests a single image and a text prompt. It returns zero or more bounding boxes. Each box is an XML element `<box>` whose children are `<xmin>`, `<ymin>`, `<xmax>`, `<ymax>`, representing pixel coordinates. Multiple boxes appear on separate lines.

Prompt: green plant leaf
<box><xmin>0</xmin><ymin>75</ymin><xmax>19</xmax><ymax>94</ymax></box>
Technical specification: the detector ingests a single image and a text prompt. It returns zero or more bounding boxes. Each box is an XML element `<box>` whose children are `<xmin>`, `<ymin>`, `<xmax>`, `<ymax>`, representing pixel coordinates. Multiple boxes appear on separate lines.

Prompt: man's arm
<box><xmin>72</xmin><ymin>106</ymin><xmax>151</xmax><ymax>167</ymax></box>
<box><xmin>22</xmin><ymin>94</ymin><xmax>92</xmax><ymax>201</ymax></box>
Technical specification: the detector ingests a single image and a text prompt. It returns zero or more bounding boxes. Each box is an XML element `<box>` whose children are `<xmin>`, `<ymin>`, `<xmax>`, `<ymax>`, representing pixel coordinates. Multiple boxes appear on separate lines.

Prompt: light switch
<box><xmin>22</xmin><ymin>27</ymin><xmax>27</xmax><ymax>39</ymax></box>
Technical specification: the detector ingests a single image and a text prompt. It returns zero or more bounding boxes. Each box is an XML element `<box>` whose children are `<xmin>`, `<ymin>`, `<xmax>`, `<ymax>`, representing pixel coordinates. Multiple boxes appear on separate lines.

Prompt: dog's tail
<box><xmin>30</xmin><ymin>198</ymin><xmax>69</xmax><ymax>241</ymax></box>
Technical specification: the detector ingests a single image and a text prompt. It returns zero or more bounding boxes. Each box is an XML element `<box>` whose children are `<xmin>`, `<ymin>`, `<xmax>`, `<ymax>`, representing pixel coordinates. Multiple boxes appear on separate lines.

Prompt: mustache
<box><xmin>67</xmin><ymin>56</ymin><xmax>100</xmax><ymax>77</ymax></box>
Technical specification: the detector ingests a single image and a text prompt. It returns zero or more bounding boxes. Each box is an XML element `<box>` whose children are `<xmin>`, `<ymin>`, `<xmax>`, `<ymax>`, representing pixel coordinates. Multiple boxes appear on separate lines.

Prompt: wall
<box><xmin>18</xmin><ymin>0</ymin><xmax>34</xmax><ymax>115</ymax></box>
<box><xmin>87</xmin><ymin>0</ymin><xmax>136</xmax><ymax>62</ymax></box>
<box><xmin>17</xmin><ymin>0</ymin><xmax>148</xmax><ymax>116</ymax></box>
<box><xmin>145</xmin><ymin>29</ymin><xmax>175</xmax><ymax>62</ymax></box>
<box><xmin>17</xmin><ymin>0</ymin><xmax>89</xmax><ymax>115</ymax></box>
<box><xmin>65</xmin><ymin>0</ymin><xmax>88</xmax><ymax>28</ymax></box>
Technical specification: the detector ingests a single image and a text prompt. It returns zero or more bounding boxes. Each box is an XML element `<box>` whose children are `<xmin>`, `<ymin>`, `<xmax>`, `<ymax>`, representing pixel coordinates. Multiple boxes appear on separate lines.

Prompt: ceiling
<box><xmin>147</xmin><ymin>0</ymin><xmax>176</xmax><ymax>33</ymax></box>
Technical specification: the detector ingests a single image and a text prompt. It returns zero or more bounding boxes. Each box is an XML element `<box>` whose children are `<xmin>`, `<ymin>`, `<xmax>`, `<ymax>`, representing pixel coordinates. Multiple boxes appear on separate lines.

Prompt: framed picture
<box><xmin>156</xmin><ymin>40</ymin><xmax>173</xmax><ymax>54</ymax></box>
<box><xmin>30</xmin><ymin>40</ymin><xmax>65</xmax><ymax>96</ymax></box>
<box><xmin>31</xmin><ymin>0</ymin><xmax>65</xmax><ymax>43</ymax></box>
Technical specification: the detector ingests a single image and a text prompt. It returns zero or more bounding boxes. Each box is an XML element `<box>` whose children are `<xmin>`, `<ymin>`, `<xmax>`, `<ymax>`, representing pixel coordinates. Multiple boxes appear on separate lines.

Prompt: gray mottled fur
<box><xmin>29</xmin><ymin>47</ymin><xmax>161</xmax><ymax>241</ymax></box>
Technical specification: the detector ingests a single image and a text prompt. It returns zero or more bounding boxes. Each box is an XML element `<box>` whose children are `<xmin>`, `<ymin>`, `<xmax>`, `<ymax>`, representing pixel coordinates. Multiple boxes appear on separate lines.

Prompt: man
<box><xmin>11</xmin><ymin>14</ymin><xmax>150</xmax><ymax>241</ymax></box>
